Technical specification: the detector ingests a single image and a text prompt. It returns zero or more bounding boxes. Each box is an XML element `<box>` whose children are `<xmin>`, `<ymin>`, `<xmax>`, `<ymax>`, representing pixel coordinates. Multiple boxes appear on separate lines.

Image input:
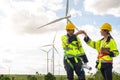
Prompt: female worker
<box><xmin>76</xmin><ymin>23</ymin><xmax>119</xmax><ymax>80</ymax></box>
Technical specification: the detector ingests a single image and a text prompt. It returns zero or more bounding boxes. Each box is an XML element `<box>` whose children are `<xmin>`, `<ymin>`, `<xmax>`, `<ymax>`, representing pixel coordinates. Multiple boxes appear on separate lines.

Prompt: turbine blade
<box><xmin>37</xmin><ymin>15</ymin><xmax>71</xmax><ymax>29</ymax></box>
<box><xmin>40</xmin><ymin>49</ymin><xmax>47</xmax><ymax>53</ymax></box>
<box><xmin>54</xmin><ymin>47</ymin><xmax>59</xmax><ymax>54</ymax></box>
<box><xmin>41</xmin><ymin>44</ymin><xmax>52</xmax><ymax>47</ymax></box>
<box><xmin>68</xmin><ymin>19</ymin><xmax>79</xmax><ymax>31</ymax></box>
<box><xmin>47</xmin><ymin>48</ymin><xmax>52</xmax><ymax>53</ymax></box>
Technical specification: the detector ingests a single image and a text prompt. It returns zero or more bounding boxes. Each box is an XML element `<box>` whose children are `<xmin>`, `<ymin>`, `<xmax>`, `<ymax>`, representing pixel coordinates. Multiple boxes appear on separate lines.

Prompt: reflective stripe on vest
<box><xmin>64</xmin><ymin>54</ymin><xmax>82</xmax><ymax>70</ymax></box>
<box><xmin>62</xmin><ymin>35</ymin><xmax>83</xmax><ymax>56</ymax></box>
<box><xmin>97</xmin><ymin>53</ymin><xmax>113</xmax><ymax>64</ymax></box>
<box><xmin>98</xmin><ymin>40</ymin><xmax>113</xmax><ymax>63</ymax></box>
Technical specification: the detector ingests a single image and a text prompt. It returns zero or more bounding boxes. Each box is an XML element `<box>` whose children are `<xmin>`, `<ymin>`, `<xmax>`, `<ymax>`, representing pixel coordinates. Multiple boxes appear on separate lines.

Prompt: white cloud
<box><xmin>0</xmin><ymin>0</ymin><xmax>65</xmax><ymax>34</ymax></box>
<box><xmin>84</xmin><ymin>0</ymin><xmax>120</xmax><ymax>17</ymax></box>
<box><xmin>0</xmin><ymin>31</ymin><xmax>64</xmax><ymax>74</ymax></box>
<box><xmin>70</xmin><ymin>8</ymin><xmax>82</xmax><ymax>17</ymax></box>
<box><xmin>12</xmin><ymin>0</ymin><xmax>63</xmax><ymax>11</ymax></box>
<box><xmin>0</xmin><ymin>0</ymin><xmax>66</xmax><ymax>74</ymax></box>
<box><xmin>11</xmin><ymin>10</ymin><xmax>65</xmax><ymax>34</ymax></box>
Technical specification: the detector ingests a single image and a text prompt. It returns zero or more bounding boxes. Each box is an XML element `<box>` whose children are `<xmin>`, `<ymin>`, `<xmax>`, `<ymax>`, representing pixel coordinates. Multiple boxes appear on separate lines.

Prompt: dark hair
<box><xmin>102</xmin><ymin>30</ymin><xmax>113</xmax><ymax>42</ymax></box>
<box><xmin>106</xmin><ymin>33</ymin><xmax>113</xmax><ymax>42</ymax></box>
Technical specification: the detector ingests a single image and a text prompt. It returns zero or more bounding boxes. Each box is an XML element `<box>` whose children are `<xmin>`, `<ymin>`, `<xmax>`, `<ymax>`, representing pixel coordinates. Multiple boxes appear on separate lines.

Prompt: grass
<box><xmin>0</xmin><ymin>71</ymin><xmax>120</xmax><ymax>80</ymax></box>
<box><xmin>0</xmin><ymin>75</ymin><xmax>93</xmax><ymax>80</ymax></box>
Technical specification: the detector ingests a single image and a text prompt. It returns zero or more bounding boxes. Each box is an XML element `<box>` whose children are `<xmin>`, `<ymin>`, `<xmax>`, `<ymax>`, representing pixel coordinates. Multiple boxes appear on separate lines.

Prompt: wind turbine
<box><xmin>37</xmin><ymin>0</ymin><xmax>79</xmax><ymax>31</ymax></box>
<box><xmin>40</xmin><ymin>32</ymin><xmax>59</xmax><ymax>75</ymax></box>
<box><xmin>40</xmin><ymin>48</ymin><xmax>52</xmax><ymax>74</ymax></box>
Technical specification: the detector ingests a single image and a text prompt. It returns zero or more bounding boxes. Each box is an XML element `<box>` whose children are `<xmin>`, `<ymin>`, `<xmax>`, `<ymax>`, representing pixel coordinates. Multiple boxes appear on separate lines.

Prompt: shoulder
<box><xmin>61</xmin><ymin>35</ymin><xmax>67</xmax><ymax>40</ymax></box>
<box><xmin>110</xmin><ymin>38</ymin><xmax>116</xmax><ymax>44</ymax></box>
<box><xmin>95</xmin><ymin>39</ymin><xmax>103</xmax><ymax>44</ymax></box>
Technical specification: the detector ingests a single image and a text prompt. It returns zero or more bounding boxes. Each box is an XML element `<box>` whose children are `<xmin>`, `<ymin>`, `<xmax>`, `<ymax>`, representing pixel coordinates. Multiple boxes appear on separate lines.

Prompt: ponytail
<box><xmin>108</xmin><ymin>32</ymin><xmax>113</xmax><ymax>39</ymax></box>
<box><xmin>106</xmin><ymin>32</ymin><xmax>113</xmax><ymax>42</ymax></box>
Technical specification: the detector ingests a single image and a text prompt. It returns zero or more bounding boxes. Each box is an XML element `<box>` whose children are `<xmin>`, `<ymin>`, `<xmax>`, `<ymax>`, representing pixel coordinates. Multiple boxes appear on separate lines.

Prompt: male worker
<box><xmin>61</xmin><ymin>22</ymin><xmax>88</xmax><ymax>80</ymax></box>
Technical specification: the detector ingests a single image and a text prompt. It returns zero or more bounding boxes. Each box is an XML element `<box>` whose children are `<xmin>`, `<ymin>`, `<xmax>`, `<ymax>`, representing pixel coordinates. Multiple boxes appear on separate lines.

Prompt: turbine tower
<box><xmin>40</xmin><ymin>32</ymin><xmax>59</xmax><ymax>75</ymax></box>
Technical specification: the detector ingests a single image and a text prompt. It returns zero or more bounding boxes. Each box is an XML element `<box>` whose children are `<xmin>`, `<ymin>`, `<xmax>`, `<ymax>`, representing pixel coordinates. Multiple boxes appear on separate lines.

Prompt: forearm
<box><xmin>84</xmin><ymin>36</ymin><xmax>90</xmax><ymax>43</ymax></box>
<box><xmin>109</xmin><ymin>50</ymin><xmax>119</xmax><ymax>57</ymax></box>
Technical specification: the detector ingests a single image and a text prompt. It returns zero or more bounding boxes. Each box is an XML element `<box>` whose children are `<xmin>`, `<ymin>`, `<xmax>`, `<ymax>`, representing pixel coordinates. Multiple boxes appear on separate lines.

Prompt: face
<box><xmin>100</xmin><ymin>30</ymin><xmax>108</xmax><ymax>36</ymax></box>
<box><xmin>67</xmin><ymin>29</ymin><xmax>74</xmax><ymax>35</ymax></box>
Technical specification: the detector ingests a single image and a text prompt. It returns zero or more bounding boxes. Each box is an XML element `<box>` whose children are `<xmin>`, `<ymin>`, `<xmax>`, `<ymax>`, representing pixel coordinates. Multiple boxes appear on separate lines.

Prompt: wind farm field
<box><xmin>0</xmin><ymin>74</ymin><xmax>66</xmax><ymax>80</ymax></box>
<box><xmin>1</xmin><ymin>71</ymin><xmax>120</xmax><ymax>80</ymax></box>
<box><xmin>0</xmin><ymin>75</ymin><xmax>86</xmax><ymax>80</ymax></box>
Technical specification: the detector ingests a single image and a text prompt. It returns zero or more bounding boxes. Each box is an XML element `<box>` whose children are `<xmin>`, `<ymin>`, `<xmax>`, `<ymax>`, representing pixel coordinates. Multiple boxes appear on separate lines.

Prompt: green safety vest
<box><xmin>61</xmin><ymin>35</ymin><xmax>85</xmax><ymax>70</ymax></box>
<box><xmin>86</xmin><ymin>37</ymin><xmax>119</xmax><ymax>69</ymax></box>
<box><xmin>61</xmin><ymin>35</ymin><xmax>85</xmax><ymax>71</ymax></box>
<box><xmin>61</xmin><ymin>35</ymin><xmax>85</xmax><ymax>56</ymax></box>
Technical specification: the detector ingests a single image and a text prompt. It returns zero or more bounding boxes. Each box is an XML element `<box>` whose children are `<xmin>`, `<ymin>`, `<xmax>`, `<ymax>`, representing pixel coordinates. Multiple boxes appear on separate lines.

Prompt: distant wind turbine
<box><xmin>40</xmin><ymin>32</ymin><xmax>60</xmax><ymax>75</ymax></box>
<box><xmin>40</xmin><ymin>48</ymin><xmax>52</xmax><ymax>73</ymax></box>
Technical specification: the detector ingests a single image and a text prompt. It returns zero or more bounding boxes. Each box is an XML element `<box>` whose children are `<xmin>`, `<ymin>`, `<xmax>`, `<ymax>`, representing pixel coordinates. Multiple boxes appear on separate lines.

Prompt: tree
<box><xmin>44</xmin><ymin>72</ymin><xmax>56</xmax><ymax>80</ymax></box>
<box><xmin>0</xmin><ymin>75</ymin><xmax>10</xmax><ymax>80</ymax></box>
<box><xmin>27</xmin><ymin>75</ymin><xmax>37</xmax><ymax>80</ymax></box>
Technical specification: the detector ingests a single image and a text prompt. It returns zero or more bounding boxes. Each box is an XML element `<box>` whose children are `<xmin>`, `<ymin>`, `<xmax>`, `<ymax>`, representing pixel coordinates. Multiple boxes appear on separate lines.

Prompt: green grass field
<box><xmin>0</xmin><ymin>71</ymin><xmax>120</xmax><ymax>80</ymax></box>
<box><xmin>0</xmin><ymin>74</ymin><xmax>90</xmax><ymax>80</ymax></box>
<box><xmin>0</xmin><ymin>75</ymin><xmax>67</xmax><ymax>80</ymax></box>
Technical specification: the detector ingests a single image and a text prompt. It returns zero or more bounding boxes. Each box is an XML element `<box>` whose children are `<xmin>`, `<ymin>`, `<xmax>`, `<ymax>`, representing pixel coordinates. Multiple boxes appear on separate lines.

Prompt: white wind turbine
<box><xmin>37</xmin><ymin>0</ymin><xmax>79</xmax><ymax>30</ymax></box>
<box><xmin>40</xmin><ymin>32</ymin><xmax>60</xmax><ymax>75</ymax></box>
<box><xmin>40</xmin><ymin>48</ymin><xmax>52</xmax><ymax>74</ymax></box>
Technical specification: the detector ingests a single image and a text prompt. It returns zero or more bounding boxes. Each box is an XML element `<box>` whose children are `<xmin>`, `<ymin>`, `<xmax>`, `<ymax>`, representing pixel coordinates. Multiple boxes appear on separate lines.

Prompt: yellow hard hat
<box><xmin>100</xmin><ymin>23</ymin><xmax>112</xmax><ymax>31</ymax></box>
<box><xmin>66</xmin><ymin>22</ymin><xmax>75</xmax><ymax>30</ymax></box>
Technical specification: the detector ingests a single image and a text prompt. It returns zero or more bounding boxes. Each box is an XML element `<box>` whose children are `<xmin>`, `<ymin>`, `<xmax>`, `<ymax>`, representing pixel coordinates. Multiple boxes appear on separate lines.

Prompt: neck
<box><xmin>103</xmin><ymin>35</ymin><xmax>108</xmax><ymax>41</ymax></box>
<box><xmin>68</xmin><ymin>34</ymin><xmax>74</xmax><ymax>36</ymax></box>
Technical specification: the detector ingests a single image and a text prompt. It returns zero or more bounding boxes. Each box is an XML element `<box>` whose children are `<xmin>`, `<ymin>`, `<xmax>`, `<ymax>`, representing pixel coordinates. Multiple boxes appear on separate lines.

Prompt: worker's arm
<box><xmin>61</xmin><ymin>36</ymin><xmax>68</xmax><ymax>50</ymax></box>
<box><xmin>76</xmin><ymin>30</ymin><xmax>98</xmax><ymax>49</ymax></box>
<box><xmin>84</xmin><ymin>36</ymin><xmax>99</xmax><ymax>49</ymax></box>
<box><xmin>77</xmin><ymin>37</ymin><xmax>85</xmax><ymax>54</ymax></box>
<box><xmin>109</xmin><ymin>39</ymin><xmax>119</xmax><ymax>57</ymax></box>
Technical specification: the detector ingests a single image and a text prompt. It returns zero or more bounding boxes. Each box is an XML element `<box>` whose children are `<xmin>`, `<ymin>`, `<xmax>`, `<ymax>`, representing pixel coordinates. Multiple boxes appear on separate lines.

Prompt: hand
<box><xmin>76</xmin><ymin>41</ymin><xmax>80</xmax><ymax>44</ymax></box>
<box><xmin>76</xmin><ymin>30</ymin><xmax>87</xmax><ymax>36</ymax></box>
<box><xmin>101</xmin><ymin>48</ymin><xmax>110</xmax><ymax>54</ymax></box>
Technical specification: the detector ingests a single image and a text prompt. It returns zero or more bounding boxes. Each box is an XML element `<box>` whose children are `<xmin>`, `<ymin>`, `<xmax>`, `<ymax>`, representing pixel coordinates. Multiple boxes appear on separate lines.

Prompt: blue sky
<box><xmin>0</xmin><ymin>0</ymin><xmax>120</xmax><ymax>75</ymax></box>
<box><xmin>60</xmin><ymin>0</ymin><xmax>120</xmax><ymax>29</ymax></box>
